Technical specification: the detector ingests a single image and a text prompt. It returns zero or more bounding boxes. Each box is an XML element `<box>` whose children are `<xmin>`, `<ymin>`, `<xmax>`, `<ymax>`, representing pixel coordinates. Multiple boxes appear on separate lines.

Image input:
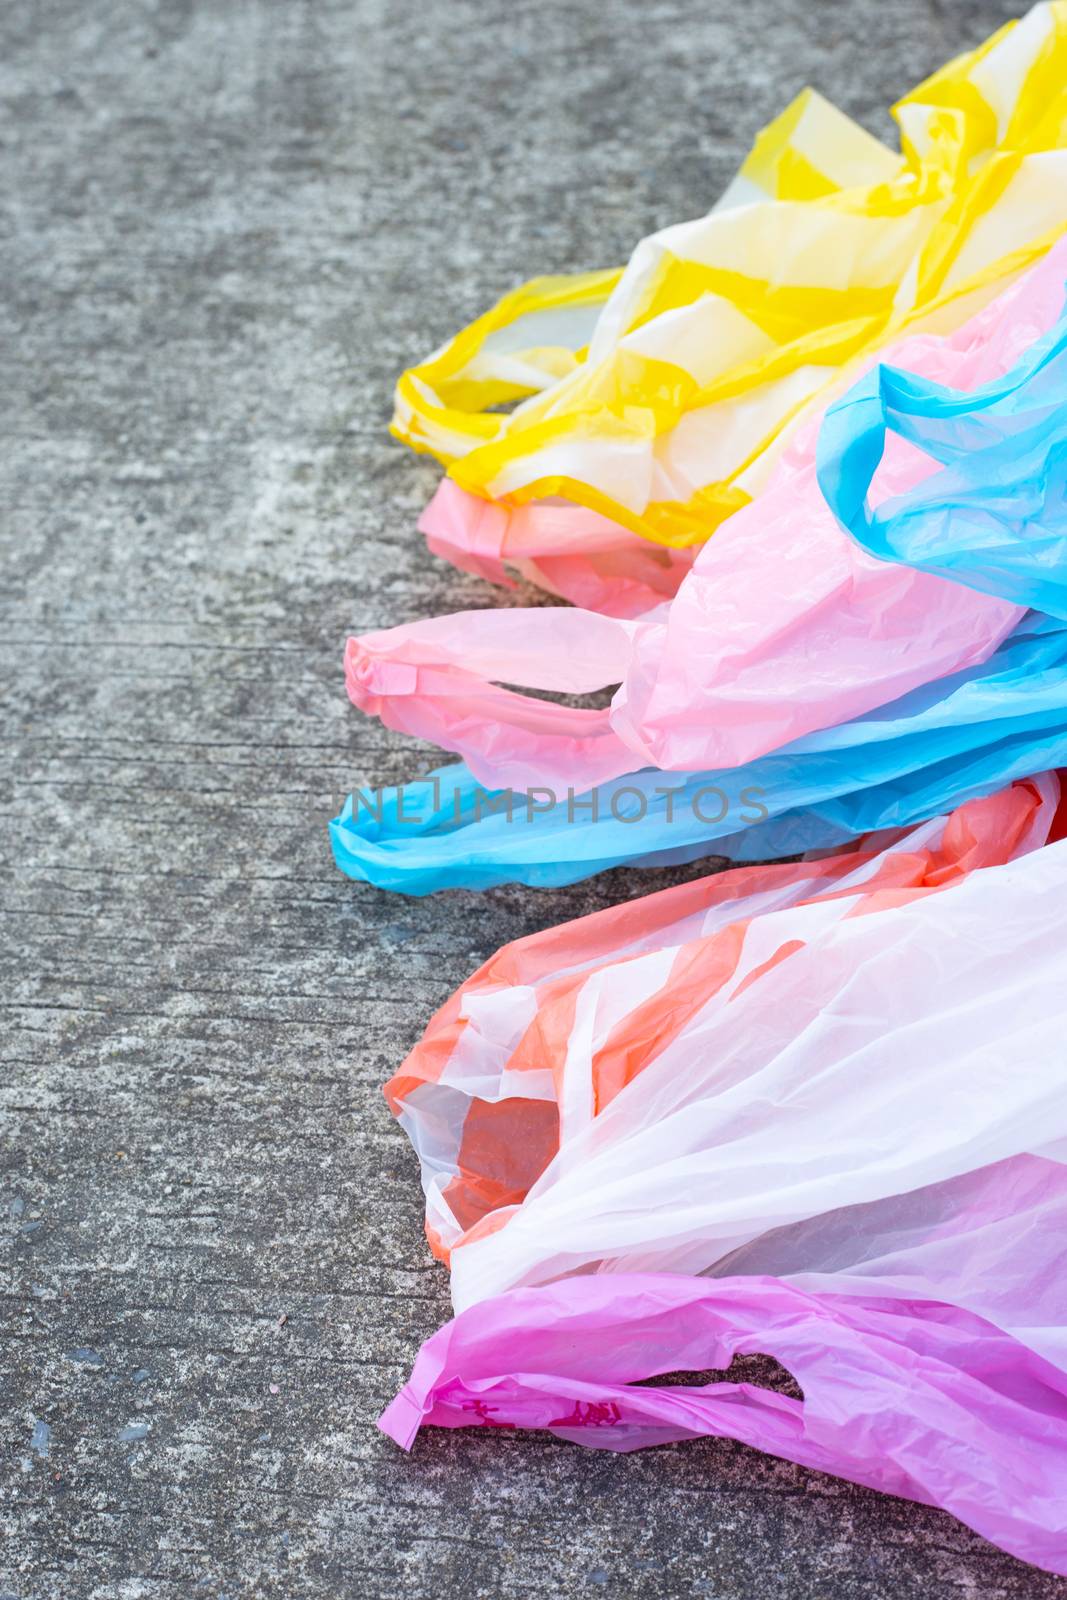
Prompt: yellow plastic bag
<box><xmin>392</xmin><ymin>3</ymin><xmax>1067</xmax><ymax>548</ymax></box>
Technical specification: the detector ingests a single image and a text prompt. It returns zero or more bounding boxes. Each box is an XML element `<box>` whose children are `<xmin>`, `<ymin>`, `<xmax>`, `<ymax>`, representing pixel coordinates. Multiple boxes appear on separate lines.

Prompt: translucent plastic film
<box><xmin>381</xmin><ymin>778</ymin><xmax>1060</xmax><ymax>1270</ymax></box>
<box><xmin>439</xmin><ymin>827</ymin><xmax>1067</xmax><ymax>1313</ymax></box>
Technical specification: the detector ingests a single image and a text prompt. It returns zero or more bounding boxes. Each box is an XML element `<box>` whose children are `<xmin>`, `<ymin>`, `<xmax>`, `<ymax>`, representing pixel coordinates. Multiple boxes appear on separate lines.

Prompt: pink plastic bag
<box><xmin>381</xmin><ymin>1270</ymin><xmax>1067</xmax><ymax>1576</ymax></box>
<box><xmin>421</xmin><ymin>480</ymin><xmax>696</xmax><ymax>619</ymax></box>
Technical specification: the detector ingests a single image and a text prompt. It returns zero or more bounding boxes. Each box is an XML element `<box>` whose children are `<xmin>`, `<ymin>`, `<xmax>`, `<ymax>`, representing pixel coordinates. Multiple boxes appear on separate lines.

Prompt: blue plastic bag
<box><xmin>330</xmin><ymin>615</ymin><xmax>1067</xmax><ymax>893</ymax></box>
<box><xmin>817</xmin><ymin>291</ymin><xmax>1067</xmax><ymax>619</ymax></box>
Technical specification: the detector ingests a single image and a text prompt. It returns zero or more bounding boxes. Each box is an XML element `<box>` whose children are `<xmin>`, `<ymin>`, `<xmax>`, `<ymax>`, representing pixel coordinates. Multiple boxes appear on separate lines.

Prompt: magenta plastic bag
<box><xmin>382</xmin><ymin>1272</ymin><xmax>1067</xmax><ymax>1576</ymax></box>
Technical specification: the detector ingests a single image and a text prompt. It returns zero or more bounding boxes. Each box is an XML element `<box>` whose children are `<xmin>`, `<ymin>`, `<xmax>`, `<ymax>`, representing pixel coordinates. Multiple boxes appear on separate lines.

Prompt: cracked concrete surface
<box><xmin>3</xmin><ymin>2</ymin><xmax>1065</xmax><ymax>1596</ymax></box>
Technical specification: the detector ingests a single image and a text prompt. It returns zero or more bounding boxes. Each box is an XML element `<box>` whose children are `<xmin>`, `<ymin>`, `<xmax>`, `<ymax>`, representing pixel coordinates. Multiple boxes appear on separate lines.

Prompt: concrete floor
<box><xmin>3</xmin><ymin>2</ymin><xmax>1064</xmax><ymax>1596</ymax></box>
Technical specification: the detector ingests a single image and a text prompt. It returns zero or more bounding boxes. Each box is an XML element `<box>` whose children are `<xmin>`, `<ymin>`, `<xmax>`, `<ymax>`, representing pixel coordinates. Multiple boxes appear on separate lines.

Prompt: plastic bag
<box><xmin>393</xmin><ymin>4</ymin><xmax>1067</xmax><ymax>572</ymax></box>
<box><xmin>330</xmin><ymin>614</ymin><xmax>1067</xmax><ymax>892</ymax></box>
<box><xmin>380</xmin><ymin>787</ymin><xmax>1067</xmax><ymax>1572</ymax></box>
<box><xmin>438</xmin><ymin>827</ymin><xmax>1067</xmax><ymax>1312</ymax></box>
<box><xmin>818</xmin><ymin>289</ymin><xmax>1067</xmax><ymax>619</ymax></box>
<box><xmin>381</xmin><ymin>777</ymin><xmax>1059</xmax><ymax>1267</ymax></box>
<box><xmin>381</xmin><ymin>1268</ymin><xmax>1067</xmax><ymax>1575</ymax></box>
<box><xmin>349</xmin><ymin>241</ymin><xmax>1067</xmax><ymax>789</ymax></box>
<box><xmin>418</xmin><ymin>479</ymin><xmax>698</xmax><ymax>619</ymax></box>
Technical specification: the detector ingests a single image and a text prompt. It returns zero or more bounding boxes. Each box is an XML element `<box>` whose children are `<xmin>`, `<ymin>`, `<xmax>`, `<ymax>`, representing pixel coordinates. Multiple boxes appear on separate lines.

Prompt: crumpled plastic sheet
<box><xmin>330</xmin><ymin>613</ymin><xmax>1067</xmax><ymax>892</ymax></box>
<box><xmin>382</xmin><ymin>776</ymin><xmax>1059</xmax><ymax>1267</ymax></box>
<box><xmin>348</xmin><ymin>241</ymin><xmax>1067</xmax><ymax>789</ymax></box>
<box><xmin>378</xmin><ymin>781</ymin><xmax>1067</xmax><ymax>1572</ymax></box>
<box><xmin>818</xmin><ymin>285</ymin><xmax>1067</xmax><ymax>619</ymax></box>
<box><xmin>380</xmin><ymin>1271</ymin><xmax>1067</xmax><ymax>1575</ymax></box>
<box><xmin>393</xmin><ymin>3</ymin><xmax>1067</xmax><ymax>595</ymax></box>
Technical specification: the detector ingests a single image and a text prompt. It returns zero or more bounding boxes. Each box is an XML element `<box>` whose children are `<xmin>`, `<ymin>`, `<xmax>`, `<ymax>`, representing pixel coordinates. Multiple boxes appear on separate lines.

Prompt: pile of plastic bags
<box><xmin>335</xmin><ymin>4</ymin><xmax>1067</xmax><ymax>1576</ymax></box>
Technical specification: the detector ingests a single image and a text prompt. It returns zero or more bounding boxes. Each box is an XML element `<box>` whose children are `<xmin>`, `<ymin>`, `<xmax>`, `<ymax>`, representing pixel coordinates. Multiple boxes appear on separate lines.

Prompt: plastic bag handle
<box><xmin>391</xmin><ymin>269</ymin><xmax>622</xmax><ymax>467</ymax></box>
